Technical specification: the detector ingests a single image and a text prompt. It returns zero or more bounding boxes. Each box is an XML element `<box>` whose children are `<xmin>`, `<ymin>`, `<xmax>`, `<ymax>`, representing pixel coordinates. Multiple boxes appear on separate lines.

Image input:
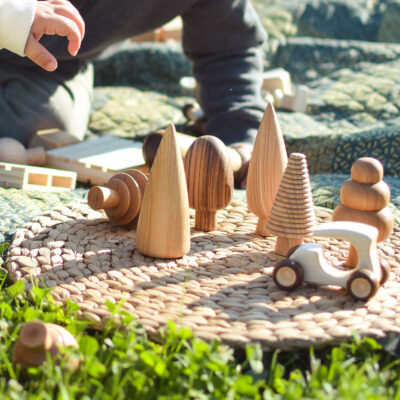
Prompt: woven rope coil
<box><xmin>6</xmin><ymin>201</ymin><xmax>400</xmax><ymax>350</ymax></box>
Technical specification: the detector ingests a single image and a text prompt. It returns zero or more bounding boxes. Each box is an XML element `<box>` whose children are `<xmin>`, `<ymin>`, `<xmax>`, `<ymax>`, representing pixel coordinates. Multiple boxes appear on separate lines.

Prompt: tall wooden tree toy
<box><xmin>246</xmin><ymin>103</ymin><xmax>288</xmax><ymax>236</ymax></box>
<box><xmin>332</xmin><ymin>157</ymin><xmax>394</xmax><ymax>267</ymax></box>
<box><xmin>136</xmin><ymin>123</ymin><xmax>190</xmax><ymax>258</ymax></box>
<box><xmin>185</xmin><ymin>135</ymin><xmax>234</xmax><ymax>231</ymax></box>
<box><xmin>266</xmin><ymin>153</ymin><xmax>316</xmax><ymax>256</ymax></box>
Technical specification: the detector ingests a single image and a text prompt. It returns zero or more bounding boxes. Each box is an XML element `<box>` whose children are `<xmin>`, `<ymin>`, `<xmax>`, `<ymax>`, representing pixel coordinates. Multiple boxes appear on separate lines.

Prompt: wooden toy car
<box><xmin>272</xmin><ymin>221</ymin><xmax>390</xmax><ymax>301</ymax></box>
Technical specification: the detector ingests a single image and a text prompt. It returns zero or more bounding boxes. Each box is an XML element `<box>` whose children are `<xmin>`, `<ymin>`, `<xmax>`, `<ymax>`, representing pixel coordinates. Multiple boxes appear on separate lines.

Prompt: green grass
<box><xmin>1</xmin><ymin>246</ymin><xmax>400</xmax><ymax>400</ymax></box>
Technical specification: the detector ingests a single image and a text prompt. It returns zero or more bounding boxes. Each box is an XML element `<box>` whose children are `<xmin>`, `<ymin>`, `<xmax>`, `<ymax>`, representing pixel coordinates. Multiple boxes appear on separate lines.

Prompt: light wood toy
<box><xmin>246</xmin><ymin>103</ymin><xmax>288</xmax><ymax>236</ymax></box>
<box><xmin>131</xmin><ymin>16</ymin><xmax>182</xmax><ymax>42</ymax></box>
<box><xmin>46</xmin><ymin>135</ymin><xmax>148</xmax><ymax>185</ymax></box>
<box><xmin>142</xmin><ymin>130</ymin><xmax>243</xmax><ymax>178</ymax></box>
<box><xmin>185</xmin><ymin>135</ymin><xmax>234</xmax><ymax>231</ymax></box>
<box><xmin>13</xmin><ymin>321</ymin><xmax>79</xmax><ymax>369</ymax></box>
<box><xmin>0</xmin><ymin>162</ymin><xmax>76</xmax><ymax>191</ymax></box>
<box><xmin>136</xmin><ymin>123</ymin><xmax>190</xmax><ymax>258</ymax></box>
<box><xmin>29</xmin><ymin>128</ymin><xmax>80</xmax><ymax>150</ymax></box>
<box><xmin>0</xmin><ymin>137</ymin><xmax>46</xmax><ymax>166</ymax></box>
<box><xmin>87</xmin><ymin>169</ymin><xmax>148</xmax><ymax>228</ymax></box>
<box><xmin>272</xmin><ymin>221</ymin><xmax>389</xmax><ymax>301</ymax></box>
<box><xmin>266</xmin><ymin>153</ymin><xmax>316</xmax><ymax>256</ymax></box>
<box><xmin>332</xmin><ymin>157</ymin><xmax>394</xmax><ymax>267</ymax></box>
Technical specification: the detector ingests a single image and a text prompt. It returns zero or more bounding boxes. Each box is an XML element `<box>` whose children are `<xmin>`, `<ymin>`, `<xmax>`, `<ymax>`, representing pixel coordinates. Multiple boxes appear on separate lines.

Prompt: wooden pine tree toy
<box><xmin>13</xmin><ymin>321</ymin><xmax>79</xmax><ymax>369</ymax></box>
<box><xmin>246</xmin><ymin>103</ymin><xmax>288</xmax><ymax>236</ymax></box>
<box><xmin>266</xmin><ymin>153</ymin><xmax>316</xmax><ymax>256</ymax></box>
<box><xmin>87</xmin><ymin>169</ymin><xmax>148</xmax><ymax>229</ymax></box>
<box><xmin>136</xmin><ymin>123</ymin><xmax>190</xmax><ymax>258</ymax></box>
<box><xmin>0</xmin><ymin>137</ymin><xmax>46</xmax><ymax>165</ymax></box>
<box><xmin>185</xmin><ymin>135</ymin><xmax>234</xmax><ymax>231</ymax></box>
<box><xmin>332</xmin><ymin>157</ymin><xmax>394</xmax><ymax>267</ymax></box>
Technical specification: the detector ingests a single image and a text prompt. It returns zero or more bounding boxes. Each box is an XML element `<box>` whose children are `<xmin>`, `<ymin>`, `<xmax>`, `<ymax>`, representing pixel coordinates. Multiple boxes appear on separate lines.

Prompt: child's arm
<box><xmin>0</xmin><ymin>0</ymin><xmax>84</xmax><ymax>71</ymax></box>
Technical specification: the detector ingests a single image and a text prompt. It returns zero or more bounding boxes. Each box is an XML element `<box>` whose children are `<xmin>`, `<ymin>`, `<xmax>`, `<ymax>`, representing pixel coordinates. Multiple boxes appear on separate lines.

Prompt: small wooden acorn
<box><xmin>13</xmin><ymin>321</ymin><xmax>79</xmax><ymax>370</ymax></box>
<box><xmin>87</xmin><ymin>169</ymin><xmax>148</xmax><ymax>229</ymax></box>
<box><xmin>332</xmin><ymin>157</ymin><xmax>394</xmax><ymax>267</ymax></box>
<box><xmin>246</xmin><ymin>103</ymin><xmax>288</xmax><ymax>236</ymax></box>
<box><xmin>185</xmin><ymin>135</ymin><xmax>234</xmax><ymax>231</ymax></box>
<box><xmin>266</xmin><ymin>153</ymin><xmax>316</xmax><ymax>256</ymax></box>
<box><xmin>136</xmin><ymin>123</ymin><xmax>190</xmax><ymax>258</ymax></box>
<box><xmin>0</xmin><ymin>137</ymin><xmax>46</xmax><ymax>165</ymax></box>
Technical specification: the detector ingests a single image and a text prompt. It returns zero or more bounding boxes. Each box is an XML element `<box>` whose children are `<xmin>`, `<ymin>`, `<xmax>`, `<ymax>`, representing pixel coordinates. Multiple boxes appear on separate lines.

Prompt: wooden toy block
<box><xmin>13</xmin><ymin>321</ymin><xmax>79</xmax><ymax>369</ymax></box>
<box><xmin>332</xmin><ymin>157</ymin><xmax>394</xmax><ymax>267</ymax></box>
<box><xmin>267</xmin><ymin>153</ymin><xmax>316</xmax><ymax>256</ymax></box>
<box><xmin>185</xmin><ymin>135</ymin><xmax>234</xmax><ymax>231</ymax></box>
<box><xmin>262</xmin><ymin>68</ymin><xmax>293</xmax><ymax>96</ymax></box>
<box><xmin>46</xmin><ymin>135</ymin><xmax>148</xmax><ymax>185</ymax></box>
<box><xmin>246</xmin><ymin>103</ymin><xmax>288</xmax><ymax>236</ymax></box>
<box><xmin>272</xmin><ymin>221</ymin><xmax>389</xmax><ymax>301</ymax></box>
<box><xmin>0</xmin><ymin>162</ymin><xmax>76</xmax><ymax>191</ymax></box>
<box><xmin>279</xmin><ymin>85</ymin><xmax>309</xmax><ymax>113</ymax></box>
<box><xmin>30</xmin><ymin>128</ymin><xmax>80</xmax><ymax>150</ymax></box>
<box><xmin>136</xmin><ymin>123</ymin><xmax>190</xmax><ymax>258</ymax></box>
<box><xmin>0</xmin><ymin>137</ymin><xmax>46</xmax><ymax>165</ymax></box>
<box><xmin>87</xmin><ymin>169</ymin><xmax>148</xmax><ymax>228</ymax></box>
<box><xmin>142</xmin><ymin>130</ymin><xmax>243</xmax><ymax>178</ymax></box>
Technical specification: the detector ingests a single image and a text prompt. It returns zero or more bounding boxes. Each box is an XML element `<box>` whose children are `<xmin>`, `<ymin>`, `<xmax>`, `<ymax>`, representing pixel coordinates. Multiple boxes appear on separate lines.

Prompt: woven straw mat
<box><xmin>6</xmin><ymin>201</ymin><xmax>400</xmax><ymax>351</ymax></box>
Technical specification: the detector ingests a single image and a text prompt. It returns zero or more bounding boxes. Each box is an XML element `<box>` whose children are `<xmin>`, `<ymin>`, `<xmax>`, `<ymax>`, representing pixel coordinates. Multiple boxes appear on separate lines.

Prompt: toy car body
<box><xmin>272</xmin><ymin>221</ymin><xmax>389</xmax><ymax>301</ymax></box>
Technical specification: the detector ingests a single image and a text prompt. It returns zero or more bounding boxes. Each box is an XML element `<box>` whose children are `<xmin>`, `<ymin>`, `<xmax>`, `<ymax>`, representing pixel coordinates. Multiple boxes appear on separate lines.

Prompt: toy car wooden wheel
<box><xmin>380</xmin><ymin>259</ymin><xmax>390</xmax><ymax>285</ymax></box>
<box><xmin>273</xmin><ymin>259</ymin><xmax>304</xmax><ymax>290</ymax></box>
<box><xmin>347</xmin><ymin>269</ymin><xmax>379</xmax><ymax>301</ymax></box>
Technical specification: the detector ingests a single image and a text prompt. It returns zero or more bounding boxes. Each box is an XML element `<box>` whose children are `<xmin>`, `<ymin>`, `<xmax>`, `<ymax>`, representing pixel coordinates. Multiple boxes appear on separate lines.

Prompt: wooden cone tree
<box><xmin>266</xmin><ymin>153</ymin><xmax>316</xmax><ymax>256</ymax></box>
<box><xmin>332</xmin><ymin>157</ymin><xmax>394</xmax><ymax>267</ymax></box>
<box><xmin>246</xmin><ymin>103</ymin><xmax>288</xmax><ymax>236</ymax></box>
<box><xmin>136</xmin><ymin>123</ymin><xmax>190</xmax><ymax>258</ymax></box>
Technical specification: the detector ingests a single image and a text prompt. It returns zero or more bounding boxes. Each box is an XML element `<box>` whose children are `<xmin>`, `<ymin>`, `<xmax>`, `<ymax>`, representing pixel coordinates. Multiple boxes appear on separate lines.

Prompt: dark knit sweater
<box><xmin>1</xmin><ymin>0</ymin><xmax>267</xmax><ymax>144</ymax></box>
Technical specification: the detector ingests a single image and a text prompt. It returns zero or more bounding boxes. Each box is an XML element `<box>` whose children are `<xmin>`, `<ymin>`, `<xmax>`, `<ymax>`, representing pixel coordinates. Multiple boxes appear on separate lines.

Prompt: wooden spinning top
<box><xmin>87</xmin><ymin>169</ymin><xmax>148</xmax><ymax>228</ymax></box>
<box><xmin>266</xmin><ymin>153</ymin><xmax>316</xmax><ymax>256</ymax></box>
<box><xmin>136</xmin><ymin>123</ymin><xmax>190</xmax><ymax>258</ymax></box>
<box><xmin>13</xmin><ymin>321</ymin><xmax>79</xmax><ymax>369</ymax></box>
<box><xmin>332</xmin><ymin>157</ymin><xmax>394</xmax><ymax>267</ymax></box>
<box><xmin>185</xmin><ymin>135</ymin><xmax>234</xmax><ymax>231</ymax></box>
<box><xmin>0</xmin><ymin>137</ymin><xmax>46</xmax><ymax>165</ymax></box>
<box><xmin>246</xmin><ymin>103</ymin><xmax>288</xmax><ymax>236</ymax></box>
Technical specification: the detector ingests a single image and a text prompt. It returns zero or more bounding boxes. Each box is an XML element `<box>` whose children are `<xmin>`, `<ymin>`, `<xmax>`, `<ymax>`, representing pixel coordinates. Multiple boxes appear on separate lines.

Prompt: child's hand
<box><xmin>24</xmin><ymin>0</ymin><xmax>85</xmax><ymax>72</ymax></box>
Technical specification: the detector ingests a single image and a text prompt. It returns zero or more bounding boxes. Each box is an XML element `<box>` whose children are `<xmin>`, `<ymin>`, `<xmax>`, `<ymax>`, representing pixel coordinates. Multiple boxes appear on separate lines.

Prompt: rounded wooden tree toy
<box><xmin>136</xmin><ymin>123</ymin><xmax>190</xmax><ymax>258</ymax></box>
<box><xmin>13</xmin><ymin>321</ymin><xmax>79</xmax><ymax>369</ymax></box>
<box><xmin>266</xmin><ymin>153</ymin><xmax>316</xmax><ymax>256</ymax></box>
<box><xmin>246</xmin><ymin>103</ymin><xmax>288</xmax><ymax>236</ymax></box>
<box><xmin>0</xmin><ymin>137</ymin><xmax>46</xmax><ymax>165</ymax></box>
<box><xmin>332</xmin><ymin>157</ymin><xmax>394</xmax><ymax>267</ymax></box>
<box><xmin>184</xmin><ymin>135</ymin><xmax>234</xmax><ymax>231</ymax></box>
<box><xmin>87</xmin><ymin>169</ymin><xmax>148</xmax><ymax>229</ymax></box>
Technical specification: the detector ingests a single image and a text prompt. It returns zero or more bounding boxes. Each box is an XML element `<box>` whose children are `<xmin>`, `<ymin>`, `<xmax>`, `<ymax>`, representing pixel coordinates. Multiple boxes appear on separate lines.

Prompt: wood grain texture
<box><xmin>185</xmin><ymin>135</ymin><xmax>233</xmax><ymax>231</ymax></box>
<box><xmin>136</xmin><ymin>123</ymin><xmax>190</xmax><ymax>258</ymax></box>
<box><xmin>246</xmin><ymin>103</ymin><xmax>288</xmax><ymax>236</ymax></box>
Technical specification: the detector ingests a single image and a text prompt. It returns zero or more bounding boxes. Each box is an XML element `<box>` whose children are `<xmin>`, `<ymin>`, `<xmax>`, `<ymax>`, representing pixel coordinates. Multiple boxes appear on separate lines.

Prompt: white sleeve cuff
<box><xmin>0</xmin><ymin>0</ymin><xmax>36</xmax><ymax>56</ymax></box>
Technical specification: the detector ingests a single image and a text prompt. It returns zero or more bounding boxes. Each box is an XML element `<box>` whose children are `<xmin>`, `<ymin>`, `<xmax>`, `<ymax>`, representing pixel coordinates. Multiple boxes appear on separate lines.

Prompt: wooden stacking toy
<box><xmin>136</xmin><ymin>123</ymin><xmax>190</xmax><ymax>258</ymax></box>
<box><xmin>332</xmin><ymin>157</ymin><xmax>394</xmax><ymax>267</ymax></box>
<box><xmin>13</xmin><ymin>321</ymin><xmax>79</xmax><ymax>369</ymax></box>
<box><xmin>0</xmin><ymin>137</ymin><xmax>46</xmax><ymax>165</ymax></box>
<box><xmin>266</xmin><ymin>153</ymin><xmax>316</xmax><ymax>256</ymax></box>
<box><xmin>185</xmin><ymin>135</ymin><xmax>234</xmax><ymax>231</ymax></box>
<box><xmin>246</xmin><ymin>103</ymin><xmax>288</xmax><ymax>236</ymax></box>
<box><xmin>87</xmin><ymin>169</ymin><xmax>148</xmax><ymax>229</ymax></box>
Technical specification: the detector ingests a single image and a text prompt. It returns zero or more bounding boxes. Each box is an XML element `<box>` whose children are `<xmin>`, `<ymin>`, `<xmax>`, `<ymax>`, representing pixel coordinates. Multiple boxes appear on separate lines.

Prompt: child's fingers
<box><xmin>50</xmin><ymin>2</ymin><xmax>85</xmax><ymax>40</ymax></box>
<box><xmin>24</xmin><ymin>34</ymin><xmax>58</xmax><ymax>72</ymax></box>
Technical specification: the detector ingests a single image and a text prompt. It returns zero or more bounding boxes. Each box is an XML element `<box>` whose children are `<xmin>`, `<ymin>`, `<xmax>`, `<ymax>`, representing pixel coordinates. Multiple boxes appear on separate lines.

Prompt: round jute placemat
<box><xmin>6</xmin><ymin>201</ymin><xmax>400</xmax><ymax>350</ymax></box>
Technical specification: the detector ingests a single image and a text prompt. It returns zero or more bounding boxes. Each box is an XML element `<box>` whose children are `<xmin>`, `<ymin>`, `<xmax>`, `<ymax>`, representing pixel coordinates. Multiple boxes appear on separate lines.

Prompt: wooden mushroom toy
<box><xmin>13</xmin><ymin>321</ymin><xmax>79</xmax><ymax>370</ymax></box>
<box><xmin>0</xmin><ymin>137</ymin><xmax>46</xmax><ymax>165</ymax></box>
<box><xmin>332</xmin><ymin>157</ymin><xmax>394</xmax><ymax>267</ymax></box>
<box><xmin>136</xmin><ymin>123</ymin><xmax>190</xmax><ymax>258</ymax></box>
<box><xmin>185</xmin><ymin>135</ymin><xmax>234</xmax><ymax>231</ymax></box>
<box><xmin>266</xmin><ymin>153</ymin><xmax>316</xmax><ymax>256</ymax></box>
<box><xmin>246</xmin><ymin>103</ymin><xmax>288</xmax><ymax>236</ymax></box>
<box><xmin>87</xmin><ymin>169</ymin><xmax>148</xmax><ymax>229</ymax></box>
